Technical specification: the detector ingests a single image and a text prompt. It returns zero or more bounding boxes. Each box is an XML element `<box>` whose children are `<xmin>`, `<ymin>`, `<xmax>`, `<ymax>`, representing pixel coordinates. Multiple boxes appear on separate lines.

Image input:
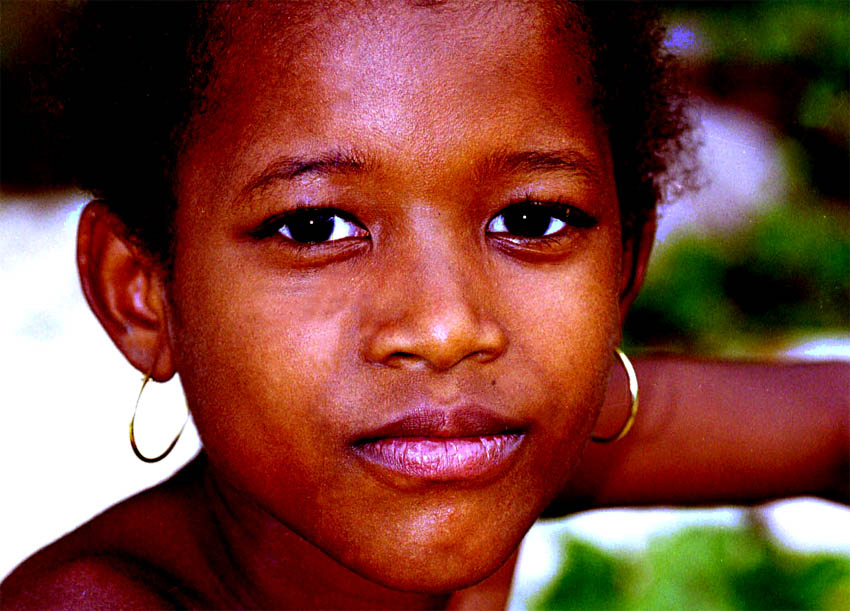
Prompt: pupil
<box><xmin>503</xmin><ymin>205</ymin><xmax>552</xmax><ymax>237</ymax></box>
<box><xmin>288</xmin><ymin>212</ymin><xmax>335</xmax><ymax>243</ymax></box>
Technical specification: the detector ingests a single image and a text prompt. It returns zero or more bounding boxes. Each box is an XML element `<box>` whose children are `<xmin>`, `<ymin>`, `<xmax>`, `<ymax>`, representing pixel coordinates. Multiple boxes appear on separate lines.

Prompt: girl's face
<box><xmin>167</xmin><ymin>0</ymin><xmax>629</xmax><ymax>593</ymax></box>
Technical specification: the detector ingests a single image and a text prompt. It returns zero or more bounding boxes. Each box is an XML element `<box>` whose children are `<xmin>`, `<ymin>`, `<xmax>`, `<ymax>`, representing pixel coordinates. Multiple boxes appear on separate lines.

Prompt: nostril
<box><xmin>383</xmin><ymin>348</ymin><xmax>501</xmax><ymax>371</ymax></box>
<box><xmin>383</xmin><ymin>352</ymin><xmax>430</xmax><ymax>370</ymax></box>
<box><xmin>362</xmin><ymin>301</ymin><xmax>509</xmax><ymax>370</ymax></box>
<box><xmin>472</xmin><ymin>349</ymin><xmax>500</xmax><ymax>363</ymax></box>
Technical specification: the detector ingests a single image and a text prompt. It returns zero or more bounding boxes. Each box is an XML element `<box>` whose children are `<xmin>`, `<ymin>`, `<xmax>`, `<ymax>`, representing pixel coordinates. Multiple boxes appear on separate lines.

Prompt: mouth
<box><xmin>351</xmin><ymin>407</ymin><xmax>527</xmax><ymax>482</ymax></box>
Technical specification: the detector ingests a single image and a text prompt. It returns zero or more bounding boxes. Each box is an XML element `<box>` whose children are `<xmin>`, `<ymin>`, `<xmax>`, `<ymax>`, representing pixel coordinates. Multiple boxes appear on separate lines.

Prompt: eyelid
<box><xmin>486</xmin><ymin>200</ymin><xmax>597</xmax><ymax>234</ymax></box>
<box><xmin>488</xmin><ymin>213</ymin><xmax>566</xmax><ymax>235</ymax></box>
<box><xmin>250</xmin><ymin>206</ymin><xmax>370</xmax><ymax>243</ymax></box>
<box><xmin>278</xmin><ymin>213</ymin><xmax>364</xmax><ymax>242</ymax></box>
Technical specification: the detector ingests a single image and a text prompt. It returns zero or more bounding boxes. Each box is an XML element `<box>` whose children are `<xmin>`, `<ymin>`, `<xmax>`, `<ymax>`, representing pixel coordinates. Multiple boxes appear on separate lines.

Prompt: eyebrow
<box><xmin>241</xmin><ymin>146</ymin><xmax>601</xmax><ymax>196</ymax></box>
<box><xmin>477</xmin><ymin>148</ymin><xmax>602</xmax><ymax>184</ymax></box>
<box><xmin>242</xmin><ymin>149</ymin><xmax>374</xmax><ymax>194</ymax></box>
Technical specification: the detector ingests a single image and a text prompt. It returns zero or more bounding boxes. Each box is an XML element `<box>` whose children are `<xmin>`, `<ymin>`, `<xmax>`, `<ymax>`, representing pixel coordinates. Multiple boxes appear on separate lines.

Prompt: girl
<box><xmin>2</xmin><ymin>1</ymin><xmax>847</xmax><ymax>608</ymax></box>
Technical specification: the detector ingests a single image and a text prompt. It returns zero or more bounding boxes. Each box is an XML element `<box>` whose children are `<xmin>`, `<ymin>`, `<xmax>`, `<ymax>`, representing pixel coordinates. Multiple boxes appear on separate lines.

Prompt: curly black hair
<box><xmin>53</xmin><ymin>0</ymin><xmax>694</xmax><ymax>265</ymax></box>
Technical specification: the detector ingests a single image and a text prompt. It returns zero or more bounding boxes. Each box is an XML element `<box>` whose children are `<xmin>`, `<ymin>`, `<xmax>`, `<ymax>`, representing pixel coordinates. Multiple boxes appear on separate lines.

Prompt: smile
<box><xmin>352</xmin><ymin>407</ymin><xmax>527</xmax><ymax>482</ymax></box>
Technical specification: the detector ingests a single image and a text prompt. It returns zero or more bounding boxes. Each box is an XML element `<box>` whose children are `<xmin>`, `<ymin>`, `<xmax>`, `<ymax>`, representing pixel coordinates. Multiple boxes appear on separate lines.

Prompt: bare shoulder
<box><xmin>0</xmin><ymin>553</ymin><xmax>178</xmax><ymax>608</ymax></box>
<box><xmin>1</xmin><ymin>457</ymin><xmax>211</xmax><ymax>608</ymax></box>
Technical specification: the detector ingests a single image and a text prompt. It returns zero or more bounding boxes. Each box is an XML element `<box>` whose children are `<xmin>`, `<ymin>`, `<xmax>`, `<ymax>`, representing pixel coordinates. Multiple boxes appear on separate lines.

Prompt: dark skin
<box><xmin>2</xmin><ymin>2</ymin><xmax>848</xmax><ymax>609</ymax></box>
<box><xmin>3</xmin><ymin>360</ymin><xmax>846</xmax><ymax>609</ymax></box>
<box><xmin>563</xmin><ymin>357</ymin><xmax>849</xmax><ymax>512</ymax></box>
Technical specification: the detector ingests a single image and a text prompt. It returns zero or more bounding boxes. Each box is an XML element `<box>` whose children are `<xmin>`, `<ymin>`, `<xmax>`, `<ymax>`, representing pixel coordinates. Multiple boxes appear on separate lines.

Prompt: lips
<box><xmin>352</xmin><ymin>407</ymin><xmax>527</xmax><ymax>482</ymax></box>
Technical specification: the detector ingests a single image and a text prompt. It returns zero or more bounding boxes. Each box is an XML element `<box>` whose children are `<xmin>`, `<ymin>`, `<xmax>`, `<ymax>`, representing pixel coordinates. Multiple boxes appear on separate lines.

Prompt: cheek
<box><xmin>165</xmin><ymin>242</ymin><xmax>360</xmax><ymax>483</ymax></box>
<box><xmin>499</xmin><ymin>232</ymin><xmax>622</xmax><ymax>383</ymax></box>
<box><xmin>487</xmin><ymin>230</ymin><xmax>624</xmax><ymax>484</ymax></box>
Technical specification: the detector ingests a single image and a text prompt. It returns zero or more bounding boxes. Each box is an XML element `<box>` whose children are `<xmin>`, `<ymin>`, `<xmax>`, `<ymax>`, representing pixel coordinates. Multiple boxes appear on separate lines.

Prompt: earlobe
<box><xmin>77</xmin><ymin>201</ymin><xmax>175</xmax><ymax>381</ymax></box>
<box><xmin>618</xmin><ymin>211</ymin><xmax>657</xmax><ymax>325</ymax></box>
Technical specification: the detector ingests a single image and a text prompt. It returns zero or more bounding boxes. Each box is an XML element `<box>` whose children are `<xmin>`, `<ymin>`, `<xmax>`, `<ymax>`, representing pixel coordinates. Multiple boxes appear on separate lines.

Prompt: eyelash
<box><xmin>251</xmin><ymin>200</ymin><xmax>596</xmax><ymax>249</ymax></box>
<box><xmin>251</xmin><ymin>206</ymin><xmax>368</xmax><ymax>247</ymax></box>
<box><xmin>486</xmin><ymin>199</ymin><xmax>597</xmax><ymax>239</ymax></box>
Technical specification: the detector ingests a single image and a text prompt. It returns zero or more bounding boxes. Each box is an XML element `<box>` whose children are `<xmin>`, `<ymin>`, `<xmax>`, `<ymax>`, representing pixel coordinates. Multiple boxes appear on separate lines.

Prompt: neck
<box><xmin>198</xmin><ymin>458</ymin><xmax>453</xmax><ymax>610</ymax></box>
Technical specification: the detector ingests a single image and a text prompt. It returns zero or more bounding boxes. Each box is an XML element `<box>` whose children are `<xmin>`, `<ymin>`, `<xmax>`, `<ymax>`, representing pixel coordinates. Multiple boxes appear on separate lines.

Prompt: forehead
<box><xmin>208</xmin><ymin>0</ymin><xmax>588</xmax><ymax>65</ymax></box>
<box><xmin>178</xmin><ymin>0</ymin><xmax>603</xmax><ymax>205</ymax></box>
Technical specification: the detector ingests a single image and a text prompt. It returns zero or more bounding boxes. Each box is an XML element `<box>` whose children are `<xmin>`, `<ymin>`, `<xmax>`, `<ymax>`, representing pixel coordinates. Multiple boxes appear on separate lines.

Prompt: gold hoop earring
<box><xmin>592</xmin><ymin>347</ymin><xmax>638</xmax><ymax>443</ymax></box>
<box><xmin>129</xmin><ymin>373</ymin><xmax>189</xmax><ymax>463</ymax></box>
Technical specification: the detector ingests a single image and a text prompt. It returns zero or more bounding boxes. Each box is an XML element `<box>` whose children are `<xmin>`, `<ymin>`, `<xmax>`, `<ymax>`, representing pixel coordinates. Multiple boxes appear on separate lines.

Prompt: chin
<box><xmin>358</xmin><ymin>549</ymin><xmax>514</xmax><ymax>595</ymax></box>
<box><xmin>333</xmin><ymin>501</ymin><xmax>534</xmax><ymax>595</ymax></box>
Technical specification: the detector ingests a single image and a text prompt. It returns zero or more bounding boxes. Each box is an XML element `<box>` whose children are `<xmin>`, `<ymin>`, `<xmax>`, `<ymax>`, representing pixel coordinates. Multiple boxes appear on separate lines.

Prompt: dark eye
<box><xmin>487</xmin><ymin>202</ymin><xmax>595</xmax><ymax>238</ymax></box>
<box><xmin>270</xmin><ymin>208</ymin><xmax>367</xmax><ymax>244</ymax></box>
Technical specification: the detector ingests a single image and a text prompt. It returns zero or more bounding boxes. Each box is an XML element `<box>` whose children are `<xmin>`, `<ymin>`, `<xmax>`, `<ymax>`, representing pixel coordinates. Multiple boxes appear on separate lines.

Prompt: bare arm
<box><xmin>552</xmin><ymin>357</ymin><xmax>850</xmax><ymax>515</ymax></box>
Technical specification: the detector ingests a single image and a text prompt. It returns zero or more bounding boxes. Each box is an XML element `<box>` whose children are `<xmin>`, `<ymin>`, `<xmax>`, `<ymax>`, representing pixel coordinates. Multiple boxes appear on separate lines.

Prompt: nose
<box><xmin>361</xmin><ymin>242</ymin><xmax>508</xmax><ymax>372</ymax></box>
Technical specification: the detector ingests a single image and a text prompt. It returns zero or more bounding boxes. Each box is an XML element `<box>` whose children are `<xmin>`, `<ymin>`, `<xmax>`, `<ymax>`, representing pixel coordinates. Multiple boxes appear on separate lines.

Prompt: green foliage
<box><xmin>531</xmin><ymin>540</ymin><xmax>626</xmax><ymax>610</ymax></box>
<box><xmin>670</xmin><ymin>1</ymin><xmax>850</xmax><ymax>70</ymax></box>
<box><xmin>692</xmin><ymin>1</ymin><xmax>850</xmax><ymax>138</ymax></box>
<box><xmin>624</xmin><ymin>201</ymin><xmax>850</xmax><ymax>355</ymax></box>
<box><xmin>624</xmin><ymin>217</ymin><xmax>848</xmax><ymax>353</ymax></box>
<box><xmin>631</xmin><ymin>1</ymin><xmax>850</xmax><ymax>355</ymax></box>
<box><xmin>533</xmin><ymin>525</ymin><xmax>850</xmax><ymax>610</ymax></box>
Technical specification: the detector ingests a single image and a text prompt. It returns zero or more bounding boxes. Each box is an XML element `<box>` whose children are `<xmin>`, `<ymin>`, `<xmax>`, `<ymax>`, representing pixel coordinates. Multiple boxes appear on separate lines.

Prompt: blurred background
<box><xmin>2</xmin><ymin>1</ymin><xmax>848</xmax><ymax>607</ymax></box>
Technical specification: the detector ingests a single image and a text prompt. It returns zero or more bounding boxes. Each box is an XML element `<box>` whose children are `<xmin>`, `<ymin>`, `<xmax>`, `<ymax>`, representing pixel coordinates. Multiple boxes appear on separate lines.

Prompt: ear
<box><xmin>618</xmin><ymin>210</ymin><xmax>657</xmax><ymax>326</ymax></box>
<box><xmin>77</xmin><ymin>201</ymin><xmax>175</xmax><ymax>381</ymax></box>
